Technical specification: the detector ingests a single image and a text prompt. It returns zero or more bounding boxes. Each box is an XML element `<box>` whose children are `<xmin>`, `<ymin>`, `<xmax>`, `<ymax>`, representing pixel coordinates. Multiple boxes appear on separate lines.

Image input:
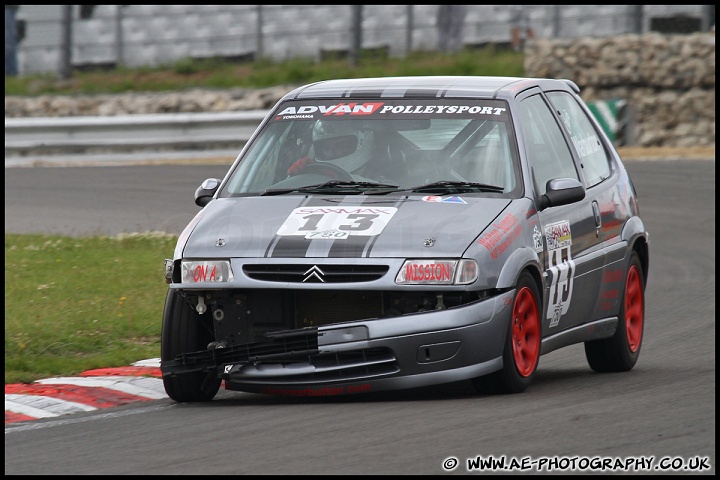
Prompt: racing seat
<box><xmin>363</xmin><ymin>132</ymin><xmax>412</xmax><ymax>184</ymax></box>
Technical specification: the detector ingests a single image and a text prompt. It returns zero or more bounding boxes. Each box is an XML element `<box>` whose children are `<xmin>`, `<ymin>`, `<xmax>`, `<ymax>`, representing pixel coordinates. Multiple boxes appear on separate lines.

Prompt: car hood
<box><xmin>181</xmin><ymin>195</ymin><xmax>512</xmax><ymax>259</ymax></box>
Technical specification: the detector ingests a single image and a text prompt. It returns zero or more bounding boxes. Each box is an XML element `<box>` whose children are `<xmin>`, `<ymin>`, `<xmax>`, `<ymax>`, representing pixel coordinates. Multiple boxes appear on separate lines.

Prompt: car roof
<box><xmin>282</xmin><ymin>76</ymin><xmax>580</xmax><ymax>101</ymax></box>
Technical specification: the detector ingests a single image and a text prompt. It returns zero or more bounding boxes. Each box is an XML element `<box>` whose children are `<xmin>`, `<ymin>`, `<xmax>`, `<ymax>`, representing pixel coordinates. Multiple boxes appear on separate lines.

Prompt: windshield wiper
<box><xmin>261</xmin><ymin>180</ymin><xmax>399</xmax><ymax>196</ymax></box>
<box><xmin>407</xmin><ymin>180</ymin><xmax>504</xmax><ymax>194</ymax></box>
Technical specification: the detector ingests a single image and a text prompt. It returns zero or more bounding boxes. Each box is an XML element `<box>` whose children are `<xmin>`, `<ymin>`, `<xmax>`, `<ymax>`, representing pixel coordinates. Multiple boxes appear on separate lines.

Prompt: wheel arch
<box><xmin>622</xmin><ymin>216</ymin><xmax>650</xmax><ymax>287</ymax></box>
<box><xmin>496</xmin><ymin>246</ymin><xmax>544</xmax><ymax>297</ymax></box>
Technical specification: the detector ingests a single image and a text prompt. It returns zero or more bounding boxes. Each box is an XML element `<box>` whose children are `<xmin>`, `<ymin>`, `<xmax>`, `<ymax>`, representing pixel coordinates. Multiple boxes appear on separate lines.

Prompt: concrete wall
<box><xmin>13</xmin><ymin>5</ymin><xmax>712</xmax><ymax>75</ymax></box>
<box><xmin>5</xmin><ymin>32</ymin><xmax>715</xmax><ymax>149</ymax></box>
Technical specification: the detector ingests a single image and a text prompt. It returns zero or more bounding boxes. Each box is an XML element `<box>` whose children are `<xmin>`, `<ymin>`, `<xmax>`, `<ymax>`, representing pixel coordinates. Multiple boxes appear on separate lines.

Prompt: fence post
<box><xmin>59</xmin><ymin>5</ymin><xmax>73</xmax><ymax>80</ymax></box>
<box><xmin>629</xmin><ymin>5</ymin><xmax>644</xmax><ymax>34</ymax></box>
<box><xmin>349</xmin><ymin>5</ymin><xmax>362</xmax><ymax>67</ymax></box>
<box><xmin>405</xmin><ymin>5</ymin><xmax>413</xmax><ymax>55</ymax></box>
<box><xmin>115</xmin><ymin>6</ymin><xmax>125</xmax><ymax>67</ymax></box>
<box><xmin>256</xmin><ymin>5</ymin><xmax>264</xmax><ymax>59</ymax></box>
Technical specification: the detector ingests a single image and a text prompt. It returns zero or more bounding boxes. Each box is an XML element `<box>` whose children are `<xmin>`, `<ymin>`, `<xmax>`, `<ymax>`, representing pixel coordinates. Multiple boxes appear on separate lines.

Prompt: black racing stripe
<box><xmin>326</xmin><ymin>196</ymin><xmax>405</xmax><ymax>258</ymax></box>
<box><xmin>400</xmin><ymin>87</ymin><xmax>448</xmax><ymax>98</ymax></box>
<box><xmin>325</xmin><ymin>195</ymin><xmax>378</xmax><ymax>258</ymax></box>
<box><xmin>268</xmin><ymin>240</ymin><xmax>313</xmax><ymax>258</ymax></box>
<box><xmin>326</xmin><ymin>233</ymin><xmax>374</xmax><ymax>258</ymax></box>
<box><xmin>340</xmin><ymin>87</ymin><xmax>446</xmax><ymax>99</ymax></box>
<box><xmin>264</xmin><ymin>196</ymin><xmax>319</xmax><ymax>258</ymax></box>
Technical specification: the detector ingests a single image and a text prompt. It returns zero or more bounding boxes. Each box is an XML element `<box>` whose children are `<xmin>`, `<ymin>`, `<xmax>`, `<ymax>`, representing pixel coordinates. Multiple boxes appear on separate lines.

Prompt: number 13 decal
<box><xmin>298</xmin><ymin>213</ymin><xmax>379</xmax><ymax>232</ymax></box>
<box><xmin>546</xmin><ymin>246</ymin><xmax>575</xmax><ymax>327</ymax></box>
<box><xmin>277</xmin><ymin>207</ymin><xmax>398</xmax><ymax>237</ymax></box>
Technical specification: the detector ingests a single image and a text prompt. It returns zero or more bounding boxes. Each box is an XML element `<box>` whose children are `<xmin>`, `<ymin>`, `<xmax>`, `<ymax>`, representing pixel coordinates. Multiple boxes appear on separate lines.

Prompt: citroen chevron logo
<box><xmin>303</xmin><ymin>265</ymin><xmax>325</xmax><ymax>283</ymax></box>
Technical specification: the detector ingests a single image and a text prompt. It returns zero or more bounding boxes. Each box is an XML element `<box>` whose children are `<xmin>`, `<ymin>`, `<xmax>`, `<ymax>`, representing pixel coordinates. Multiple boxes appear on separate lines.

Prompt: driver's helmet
<box><xmin>312</xmin><ymin>120</ymin><xmax>375</xmax><ymax>173</ymax></box>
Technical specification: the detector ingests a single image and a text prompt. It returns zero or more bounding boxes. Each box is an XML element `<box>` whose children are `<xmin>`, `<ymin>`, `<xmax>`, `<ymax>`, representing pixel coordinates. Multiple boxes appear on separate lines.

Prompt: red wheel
<box><xmin>511</xmin><ymin>286</ymin><xmax>541</xmax><ymax>377</ymax></box>
<box><xmin>585</xmin><ymin>251</ymin><xmax>645</xmax><ymax>372</ymax></box>
<box><xmin>624</xmin><ymin>264</ymin><xmax>643</xmax><ymax>353</ymax></box>
<box><xmin>473</xmin><ymin>270</ymin><xmax>541</xmax><ymax>394</ymax></box>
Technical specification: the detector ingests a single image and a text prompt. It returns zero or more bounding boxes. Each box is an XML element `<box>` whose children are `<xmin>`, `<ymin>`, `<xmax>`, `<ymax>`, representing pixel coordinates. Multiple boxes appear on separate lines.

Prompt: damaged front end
<box><xmin>160</xmin><ymin>287</ymin><xmax>487</xmax><ymax>379</ymax></box>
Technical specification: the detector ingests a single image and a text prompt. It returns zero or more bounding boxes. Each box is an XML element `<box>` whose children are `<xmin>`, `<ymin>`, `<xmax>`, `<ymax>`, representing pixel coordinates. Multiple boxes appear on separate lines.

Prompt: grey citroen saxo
<box><xmin>160</xmin><ymin>76</ymin><xmax>649</xmax><ymax>401</ymax></box>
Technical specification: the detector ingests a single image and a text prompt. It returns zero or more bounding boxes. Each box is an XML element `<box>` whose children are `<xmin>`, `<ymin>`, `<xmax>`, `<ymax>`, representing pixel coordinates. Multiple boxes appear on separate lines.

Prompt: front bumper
<box><xmin>161</xmin><ymin>289</ymin><xmax>514</xmax><ymax>395</ymax></box>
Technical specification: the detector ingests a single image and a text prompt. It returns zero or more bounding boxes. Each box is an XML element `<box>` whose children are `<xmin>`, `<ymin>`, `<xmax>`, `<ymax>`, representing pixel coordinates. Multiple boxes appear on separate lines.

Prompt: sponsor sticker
<box><xmin>545</xmin><ymin>220</ymin><xmax>572</xmax><ymax>250</ymax></box>
<box><xmin>533</xmin><ymin>225</ymin><xmax>543</xmax><ymax>251</ymax></box>
<box><xmin>421</xmin><ymin>195</ymin><xmax>467</xmax><ymax>204</ymax></box>
<box><xmin>477</xmin><ymin>213</ymin><xmax>522</xmax><ymax>260</ymax></box>
<box><xmin>272</xmin><ymin>100</ymin><xmax>509</xmax><ymax>122</ymax></box>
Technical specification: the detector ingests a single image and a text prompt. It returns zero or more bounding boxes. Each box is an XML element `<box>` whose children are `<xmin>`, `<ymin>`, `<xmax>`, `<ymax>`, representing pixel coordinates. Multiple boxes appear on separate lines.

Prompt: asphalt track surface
<box><xmin>4</xmin><ymin>155</ymin><xmax>716</xmax><ymax>475</ymax></box>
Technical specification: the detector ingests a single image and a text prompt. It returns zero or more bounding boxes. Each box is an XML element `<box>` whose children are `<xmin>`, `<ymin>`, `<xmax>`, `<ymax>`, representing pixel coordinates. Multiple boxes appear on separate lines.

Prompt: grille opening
<box><xmin>296</xmin><ymin>290</ymin><xmax>383</xmax><ymax>326</ymax></box>
<box><xmin>243</xmin><ymin>264</ymin><xmax>389</xmax><ymax>283</ymax></box>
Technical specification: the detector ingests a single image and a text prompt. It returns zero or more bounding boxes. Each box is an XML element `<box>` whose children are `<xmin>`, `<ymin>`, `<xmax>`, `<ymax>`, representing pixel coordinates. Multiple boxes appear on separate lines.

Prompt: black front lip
<box><xmin>160</xmin><ymin>328</ymin><xmax>320</xmax><ymax>376</ymax></box>
<box><xmin>223</xmin><ymin>347</ymin><xmax>399</xmax><ymax>385</ymax></box>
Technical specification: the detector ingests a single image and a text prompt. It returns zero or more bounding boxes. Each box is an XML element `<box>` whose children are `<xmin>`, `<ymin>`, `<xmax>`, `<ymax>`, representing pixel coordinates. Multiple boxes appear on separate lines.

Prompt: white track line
<box><xmin>5</xmin><ymin>394</ymin><xmax>97</xmax><ymax>418</ymax></box>
<box><xmin>132</xmin><ymin>358</ymin><xmax>161</xmax><ymax>367</ymax></box>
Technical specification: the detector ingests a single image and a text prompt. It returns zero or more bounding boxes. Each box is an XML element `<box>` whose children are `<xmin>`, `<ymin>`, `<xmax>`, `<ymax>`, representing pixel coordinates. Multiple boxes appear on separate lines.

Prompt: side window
<box><xmin>546</xmin><ymin>91</ymin><xmax>611</xmax><ymax>188</ymax></box>
<box><xmin>517</xmin><ymin>94</ymin><xmax>578</xmax><ymax>195</ymax></box>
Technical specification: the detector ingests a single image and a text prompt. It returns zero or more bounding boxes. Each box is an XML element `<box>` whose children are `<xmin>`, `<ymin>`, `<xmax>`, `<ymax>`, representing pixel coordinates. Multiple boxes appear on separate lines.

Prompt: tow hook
<box><xmin>196</xmin><ymin>296</ymin><xmax>207</xmax><ymax>314</ymax></box>
<box><xmin>164</xmin><ymin>259</ymin><xmax>173</xmax><ymax>284</ymax></box>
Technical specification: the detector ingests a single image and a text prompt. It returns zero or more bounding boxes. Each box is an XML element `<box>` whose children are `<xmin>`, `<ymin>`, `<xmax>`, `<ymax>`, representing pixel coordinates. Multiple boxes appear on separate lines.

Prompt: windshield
<box><xmin>220</xmin><ymin>98</ymin><xmax>521</xmax><ymax>197</ymax></box>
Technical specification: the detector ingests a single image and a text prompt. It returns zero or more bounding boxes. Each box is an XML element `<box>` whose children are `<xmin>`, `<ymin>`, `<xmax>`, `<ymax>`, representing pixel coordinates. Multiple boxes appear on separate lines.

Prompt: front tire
<box><xmin>473</xmin><ymin>270</ymin><xmax>541</xmax><ymax>394</ymax></box>
<box><xmin>585</xmin><ymin>251</ymin><xmax>645</xmax><ymax>372</ymax></box>
<box><xmin>161</xmin><ymin>289</ymin><xmax>221</xmax><ymax>402</ymax></box>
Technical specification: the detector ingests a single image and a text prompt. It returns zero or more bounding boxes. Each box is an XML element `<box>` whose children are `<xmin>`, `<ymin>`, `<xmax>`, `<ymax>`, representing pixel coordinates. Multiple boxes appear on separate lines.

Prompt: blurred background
<box><xmin>4</xmin><ymin>5</ymin><xmax>715</xmax><ymax>152</ymax></box>
<box><xmin>5</xmin><ymin>5</ymin><xmax>715</xmax><ymax>77</ymax></box>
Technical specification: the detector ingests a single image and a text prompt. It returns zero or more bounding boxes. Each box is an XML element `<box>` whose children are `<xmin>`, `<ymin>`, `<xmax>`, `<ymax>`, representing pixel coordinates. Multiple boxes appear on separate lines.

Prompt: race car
<box><xmin>160</xmin><ymin>76</ymin><xmax>649</xmax><ymax>402</ymax></box>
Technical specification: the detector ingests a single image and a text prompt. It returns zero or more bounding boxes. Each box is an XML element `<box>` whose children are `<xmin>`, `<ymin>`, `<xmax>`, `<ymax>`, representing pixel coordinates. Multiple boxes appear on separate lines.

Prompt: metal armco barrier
<box><xmin>586</xmin><ymin>99</ymin><xmax>629</xmax><ymax>147</ymax></box>
<box><xmin>4</xmin><ymin>111</ymin><xmax>269</xmax><ymax>156</ymax></box>
<box><xmin>6</xmin><ymin>104</ymin><xmax>629</xmax><ymax>157</ymax></box>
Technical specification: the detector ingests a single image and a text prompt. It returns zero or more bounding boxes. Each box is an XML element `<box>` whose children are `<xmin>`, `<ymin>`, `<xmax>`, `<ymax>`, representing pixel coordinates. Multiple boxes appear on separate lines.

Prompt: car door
<box><xmin>515</xmin><ymin>91</ymin><xmax>601</xmax><ymax>334</ymax></box>
<box><xmin>545</xmin><ymin>90</ymin><xmax>633</xmax><ymax>323</ymax></box>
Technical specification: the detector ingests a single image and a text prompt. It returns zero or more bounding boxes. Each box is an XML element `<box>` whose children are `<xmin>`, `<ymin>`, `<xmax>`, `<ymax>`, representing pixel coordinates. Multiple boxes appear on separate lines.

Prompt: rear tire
<box><xmin>473</xmin><ymin>271</ymin><xmax>541</xmax><ymax>394</ymax></box>
<box><xmin>585</xmin><ymin>251</ymin><xmax>645</xmax><ymax>372</ymax></box>
<box><xmin>161</xmin><ymin>290</ymin><xmax>221</xmax><ymax>402</ymax></box>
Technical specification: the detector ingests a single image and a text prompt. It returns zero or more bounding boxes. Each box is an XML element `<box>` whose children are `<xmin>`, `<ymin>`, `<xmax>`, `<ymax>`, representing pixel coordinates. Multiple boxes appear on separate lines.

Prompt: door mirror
<box><xmin>194</xmin><ymin>178</ymin><xmax>221</xmax><ymax>207</ymax></box>
<box><xmin>539</xmin><ymin>178</ymin><xmax>585</xmax><ymax>210</ymax></box>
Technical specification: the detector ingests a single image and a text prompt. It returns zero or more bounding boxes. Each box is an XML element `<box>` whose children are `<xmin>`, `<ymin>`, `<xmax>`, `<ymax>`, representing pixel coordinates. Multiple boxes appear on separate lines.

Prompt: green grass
<box><xmin>4</xmin><ymin>47</ymin><xmax>524</xmax><ymax>96</ymax></box>
<box><xmin>4</xmin><ymin>232</ymin><xmax>177</xmax><ymax>384</ymax></box>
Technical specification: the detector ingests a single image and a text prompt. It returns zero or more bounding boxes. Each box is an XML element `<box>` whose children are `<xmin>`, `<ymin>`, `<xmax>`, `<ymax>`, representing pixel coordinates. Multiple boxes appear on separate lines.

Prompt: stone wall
<box><xmin>5</xmin><ymin>32</ymin><xmax>715</xmax><ymax>148</ymax></box>
<box><xmin>525</xmin><ymin>32</ymin><xmax>715</xmax><ymax>147</ymax></box>
<box><xmin>3</xmin><ymin>86</ymin><xmax>292</xmax><ymax>118</ymax></box>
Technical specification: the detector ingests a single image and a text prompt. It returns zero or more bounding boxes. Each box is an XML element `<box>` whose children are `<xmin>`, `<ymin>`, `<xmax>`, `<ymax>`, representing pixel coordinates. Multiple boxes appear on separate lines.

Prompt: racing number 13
<box><xmin>547</xmin><ymin>246</ymin><xmax>575</xmax><ymax>327</ymax></box>
<box><xmin>299</xmin><ymin>213</ymin><xmax>380</xmax><ymax>232</ymax></box>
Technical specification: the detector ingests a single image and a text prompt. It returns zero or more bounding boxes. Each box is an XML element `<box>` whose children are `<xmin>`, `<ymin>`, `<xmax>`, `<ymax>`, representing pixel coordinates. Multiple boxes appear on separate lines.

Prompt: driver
<box><xmin>287</xmin><ymin>120</ymin><xmax>375</xmax><ymax>176</ymax></box>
